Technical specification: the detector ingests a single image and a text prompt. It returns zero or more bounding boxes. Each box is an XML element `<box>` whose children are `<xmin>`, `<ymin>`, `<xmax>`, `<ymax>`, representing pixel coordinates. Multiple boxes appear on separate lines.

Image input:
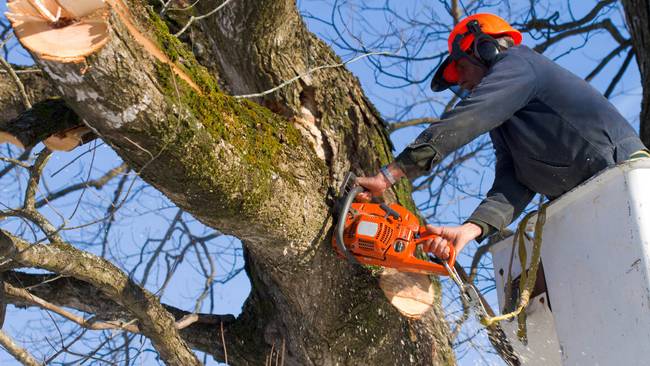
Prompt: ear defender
<box><xmin>466</xmin><ymin>20</ymin><xmax>500</xmax><ymax>66</ymax></box>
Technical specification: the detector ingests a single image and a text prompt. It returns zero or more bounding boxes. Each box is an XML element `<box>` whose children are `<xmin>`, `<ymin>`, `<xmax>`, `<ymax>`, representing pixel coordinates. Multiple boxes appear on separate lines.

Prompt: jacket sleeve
<box><xmin>395</xmin><ymin>50</ymin><xmax>538</xmax><ymax>179</ymax></box>
<box><xmin>465</xmin><ymin>132</ymin><xmax>535</xmax><ymax>242</ymax></box>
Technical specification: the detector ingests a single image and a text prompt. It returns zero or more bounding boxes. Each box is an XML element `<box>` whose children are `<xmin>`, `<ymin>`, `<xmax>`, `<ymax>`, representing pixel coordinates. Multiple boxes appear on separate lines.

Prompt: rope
<box><xmin>479</xmin><ymin>204</ymin><xmax>547</xmax><ymax>343</ymax></box>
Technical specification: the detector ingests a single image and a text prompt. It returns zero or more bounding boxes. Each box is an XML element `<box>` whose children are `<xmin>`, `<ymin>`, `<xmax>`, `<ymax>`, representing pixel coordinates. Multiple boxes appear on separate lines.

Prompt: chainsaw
<box><xmin>332</xmin><ymin>173</ymin><xmax>518</xmax><ymax>363</ymax></box>
<box><xmin>332</xmin><ymin>172</ymin><xmax>456</xmax><ymax>276</ymax></box>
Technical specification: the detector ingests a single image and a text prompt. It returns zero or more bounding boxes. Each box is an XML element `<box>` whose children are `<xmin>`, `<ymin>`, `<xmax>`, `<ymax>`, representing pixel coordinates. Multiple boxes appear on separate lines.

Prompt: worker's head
<box><xmin>431</xmin><ymin>13</ymin><xmax>522</xmax><ymax>96</ymax></box>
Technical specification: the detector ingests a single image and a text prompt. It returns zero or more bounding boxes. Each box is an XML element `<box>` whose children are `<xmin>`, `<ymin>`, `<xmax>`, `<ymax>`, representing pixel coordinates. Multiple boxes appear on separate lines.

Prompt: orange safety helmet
<box><xmin>431</xmin><ymin>13</ymin><xmax>522</xmax><ymax>92</ymax></box>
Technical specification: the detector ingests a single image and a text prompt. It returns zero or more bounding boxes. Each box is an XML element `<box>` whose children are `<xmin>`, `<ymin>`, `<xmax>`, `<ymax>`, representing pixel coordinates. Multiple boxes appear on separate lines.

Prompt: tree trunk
<box><xmin>7</xmin><ymin>0</ymin><xmax>455</xmax><ymax>364</ymax></box>
<box><xmin>622</xmin><ymin>0</ymin><xmax>650</xmax><ymax>147</ymax></box>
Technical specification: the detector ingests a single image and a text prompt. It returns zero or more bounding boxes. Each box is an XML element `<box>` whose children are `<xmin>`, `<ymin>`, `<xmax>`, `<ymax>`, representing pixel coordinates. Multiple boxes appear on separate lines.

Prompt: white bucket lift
<box><xmin>489</xmin><ymin>159</ymin><xmax>650</xmax><ymax>366</ymax></box>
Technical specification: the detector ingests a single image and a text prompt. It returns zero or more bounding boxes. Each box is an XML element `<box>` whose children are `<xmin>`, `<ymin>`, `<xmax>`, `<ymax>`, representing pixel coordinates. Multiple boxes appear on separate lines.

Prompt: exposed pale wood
<box><xmin>6</xmin><ymin>0</ymin><xmax>109</xmax><ymax>63</ymax></box>
<box><xmin>42</xmin><ymin>125</ymin><xmax>91</xmax><ymax>151</ymax></box>
<box><xmin>379</xmin><ymin>268</ymin><xmax>435</xmax><ymax>318</ymax></box>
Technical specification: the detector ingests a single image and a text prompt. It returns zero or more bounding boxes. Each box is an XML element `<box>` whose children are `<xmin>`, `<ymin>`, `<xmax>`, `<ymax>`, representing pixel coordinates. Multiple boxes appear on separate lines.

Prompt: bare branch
<box><xmin>34</xmin><ymin>163</ymin><xmax>128</xmax><ymax>209</ymax></box>
<box><xmin>585</xmin><ymin>42</ymin><xmax>632</xmax><ymax>82</ymax></box>
<box><xmin>234</xmin><ymin>51</ymin><xmax>395</xmax><ymax>99</ymax></box>
<box><xmin>174</xmin><ymin>0</ymin><xmax>236</xmax><ymax>37</ymax></box>
<box><xmin>0</xmin><ymin>35</ymin><xmax>31</xmax><ymax>109</ymax></box>
<box><xmin>0</xmin><ymin>230</ymin><xmax>201</xmax><ymax>366</ymax></box>
<box><xmin>604</xmin><ymin>48</ymin><xmax>635</xmax><ymax>98</ymax></box>
<box><xmin>0</xmin><ymin>330</ymin><xmax>41</xmax><ymax>366</ymax></box>
<box><xmin>4</xmin><ymin>282</ymin><xmax>140</xmax><ymax>332</ymax></box>
<box><xmin>388</xmin><ymin>117</ymin><xmax>439</xmax><ymax>132</ymax></box>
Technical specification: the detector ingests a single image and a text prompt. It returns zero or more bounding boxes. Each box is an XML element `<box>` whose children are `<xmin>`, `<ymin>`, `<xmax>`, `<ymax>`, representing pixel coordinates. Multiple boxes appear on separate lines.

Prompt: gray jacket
<box><xmin>395</xmin><ymin>45</ymin><xmax>645</xmax><ymax>241</ymax></box>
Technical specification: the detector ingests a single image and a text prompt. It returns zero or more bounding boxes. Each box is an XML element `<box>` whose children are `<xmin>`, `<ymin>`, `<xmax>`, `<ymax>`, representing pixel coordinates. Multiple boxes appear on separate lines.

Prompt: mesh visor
<box><xmin>430</xmin><ymin>56</ymin><xmax>455</xmax><ymax>92</ymax></box>
<box><xmin>430</xmin><ymin>34</ymin><xmax>472</xmax><ymax>92</ymax></box>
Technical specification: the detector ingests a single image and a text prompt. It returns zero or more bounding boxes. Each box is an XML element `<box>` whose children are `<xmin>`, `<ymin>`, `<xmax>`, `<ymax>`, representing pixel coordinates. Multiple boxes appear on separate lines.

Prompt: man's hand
<box><xmin>355</xmin><ymin>163</ymin><xmax>406</xmax><ymax>201</ymax></box>
<box><xmin>355</xmin><ymin>173</ymin><xmax>390</xmax><ymax>202</ymax></box>
<box><xmin>421</xmin><ymin>222</ymin><xmax>483</xmax><ymax>259</ymax></box>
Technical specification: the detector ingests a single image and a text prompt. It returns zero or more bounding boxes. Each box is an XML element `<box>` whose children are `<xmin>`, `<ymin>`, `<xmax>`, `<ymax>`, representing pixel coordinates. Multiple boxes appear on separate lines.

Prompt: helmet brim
<box><xmin>430</xmin><ymin>56</ymin><xmax>460</xmax><ymax>92</ymax></box>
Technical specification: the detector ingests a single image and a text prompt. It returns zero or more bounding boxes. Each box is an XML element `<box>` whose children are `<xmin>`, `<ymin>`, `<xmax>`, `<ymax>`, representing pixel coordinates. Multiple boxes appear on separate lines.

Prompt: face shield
<box><xmin>430</xmin><ymin>21</ymin><xmax>487</xmax><ymax>98</ymax></box>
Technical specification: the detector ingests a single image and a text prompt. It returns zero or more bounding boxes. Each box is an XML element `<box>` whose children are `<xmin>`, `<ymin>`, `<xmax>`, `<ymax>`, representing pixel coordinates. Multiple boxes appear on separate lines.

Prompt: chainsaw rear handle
<box><xmin>335</xmin><ymin>184</ymin><xmax>364</xmax><ymax>265</ymax></box>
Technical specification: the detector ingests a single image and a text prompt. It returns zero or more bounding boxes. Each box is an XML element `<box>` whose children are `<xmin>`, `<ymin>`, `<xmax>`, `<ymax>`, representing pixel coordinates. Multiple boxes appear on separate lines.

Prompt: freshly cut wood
<box><xmin>55</xmin><ymin>0</ymin><xmax>105</xmax><ymax>18</ymax></box>
<box><xmin>379</xmin><ymin>268</ymin><xmax>435</xmax><ymax>318</ymax></box>
<box><xmin>43</xmin><ymin>126</ymin><xmax>91</xmax><ymax>151</ymax></box>
<box><xmin>5</xmin><ymin>0</ymin><xmax>108</xmax><ymax>63</ymax></box>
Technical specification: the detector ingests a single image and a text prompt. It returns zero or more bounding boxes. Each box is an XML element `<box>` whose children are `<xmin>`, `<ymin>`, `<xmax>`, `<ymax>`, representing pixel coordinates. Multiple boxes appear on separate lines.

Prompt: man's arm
<box><xmin>465</xmin><ymin>133</ymin><xmax>535</xmax><ymax>242</ymax></box>
<box><xmin>395</xmin><ymin>50</ymin><xmax>538</xmax><ymax>180</ymax></box>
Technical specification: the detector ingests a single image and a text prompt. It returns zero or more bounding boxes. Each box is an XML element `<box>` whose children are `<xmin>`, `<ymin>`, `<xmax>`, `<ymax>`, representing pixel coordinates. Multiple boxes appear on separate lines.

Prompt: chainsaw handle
<box><xmin>413</xmin><ymin>234</ymin><xmax>457</xmax><ymax>269</ymax></box>
<box><xmin>335</xmin><ymin>184</ymin><xmax>364</xmax><ymax>265</ymax></box>
<box><xmin>379</xmin><ymin>202</ymin><xmax>400</xmax><ymax>219</ymax></box>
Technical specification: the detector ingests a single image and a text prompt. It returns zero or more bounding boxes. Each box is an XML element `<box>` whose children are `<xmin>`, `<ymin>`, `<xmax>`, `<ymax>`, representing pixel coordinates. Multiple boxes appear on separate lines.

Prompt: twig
<box><xmin>221</xmin><ymin>321</ymin><xmax>228</xmax><ymax>364</ymax></box>
<box><xmin>35</xmin><ymin>163</ymin><xmax>128</xmax><ymax>208</ymax></box>
<box><xmin>0</xmin><ymin>156</ymin><xmax>30</xmax><ymax>169</ymax></box>
<box><xmin>388</xmin><ymin>117</ymin><xmax>439</xmax><ymax>132</ymax></box>
<box><xmin>0</xmin><ymin>69</ymin><xmax>42</xmax><ymax>74</ymax></box>
<box><xmin>175</xmin><ymin>0</ymin><xmax>236</xmax><ymax>37</ymax></box>
<box><xmin>604</xmin><ymin>48</ymin><xmax>635</xmax><ymax>98</ymax></box>
<box><xmin>5</xmin><ymin>283</ymin><xmax>140</xmax><ymax>333</ymax></box>
<box><xmin>0</xmin><ymin>34</ymin><xmax>31</xmax><ymax>109</ymax></box>
<box><xmin>234</xmin><ymin>51</ymin><xmax>394</xmax><ymax>99</ymax></box>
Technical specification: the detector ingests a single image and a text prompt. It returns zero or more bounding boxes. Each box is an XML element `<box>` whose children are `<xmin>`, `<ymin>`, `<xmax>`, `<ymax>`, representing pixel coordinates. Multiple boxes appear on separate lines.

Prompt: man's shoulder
<box><xmin>501</xmin><ymin>45</ymin><xmax>539</xmax><ymax>61</ymax></box>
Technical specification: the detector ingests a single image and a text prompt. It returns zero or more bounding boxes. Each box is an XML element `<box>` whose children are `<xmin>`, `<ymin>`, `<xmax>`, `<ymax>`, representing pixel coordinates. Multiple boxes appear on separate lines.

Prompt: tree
<box><xmin>0</xmin><ymin>0</ymin><xmax>454</xmax><ymax>365</ymax></box>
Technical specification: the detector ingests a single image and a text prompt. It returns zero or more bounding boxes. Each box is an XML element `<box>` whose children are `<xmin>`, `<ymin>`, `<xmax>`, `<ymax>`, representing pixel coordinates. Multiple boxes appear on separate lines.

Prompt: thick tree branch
<box><xmin>0</xmin><ymin>230</ymin><xmax>201</xmax><ymax>366</ymax></box>
<box><xmin>4</xmin><ymin>270</ymin><xmax>264</xmax><ymax>364</ymax></box>
<box><xmin>0</xmin><ymin>330</ymin><xmax>40</xmax><ymax>366</ymax></box>
<box><xmin>622</xmin><ymin>0</ymin><xmax>650</xmax><ymax>146</ymax></box>
<box><xmin>0</xmin><ymin>67</ymin><xmax>58</xmax><ymax>124</ymax></box>
<box><xmin>0</xmin><ymin>98</ymin><xmax>90</xmax><ymax>149</ymax></box>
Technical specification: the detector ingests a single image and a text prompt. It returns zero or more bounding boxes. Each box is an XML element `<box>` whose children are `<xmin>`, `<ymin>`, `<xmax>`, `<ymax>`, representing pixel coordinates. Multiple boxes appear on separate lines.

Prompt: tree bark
<box><xmin>622</xmin><ymin>0</ymin><xmax>650</xmax><ymax>147</ymax></box>
<box><xmin>0</xmin><ymin>69</ymin><xmax>58</xmax><ymax>122</ymax></box>
<box><xmin>7</xmin><ymin>0</ymin><xmax>455</xmax><ymax>365</ymax></box>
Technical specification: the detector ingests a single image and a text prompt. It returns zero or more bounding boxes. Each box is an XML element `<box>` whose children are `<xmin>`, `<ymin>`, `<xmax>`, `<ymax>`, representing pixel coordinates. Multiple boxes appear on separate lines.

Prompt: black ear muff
<box><xmin>466</xmin><ymin>20</ymin><xmax>500</xmax><ymax>67</ymax></box>
<box><xmin>473</xmin><ymin>35</ymin><xmax>500</xmax><ymax>66</ymax></box>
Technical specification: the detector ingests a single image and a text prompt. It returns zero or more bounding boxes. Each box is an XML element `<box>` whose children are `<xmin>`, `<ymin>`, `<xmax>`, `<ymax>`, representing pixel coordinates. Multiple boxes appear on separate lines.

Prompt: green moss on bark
<box><xmin>133</xmin><ymin>9</ymin><xmax>312</xmax><ymax>217</ymax></box>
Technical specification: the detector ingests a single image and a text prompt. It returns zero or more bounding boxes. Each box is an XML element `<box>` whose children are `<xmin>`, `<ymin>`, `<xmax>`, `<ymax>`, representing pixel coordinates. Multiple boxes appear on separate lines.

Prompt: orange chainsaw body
<box><xmin>332</xmin><ymin>201</ymin><xmax>456</xmax><ymax>276</ymax></box>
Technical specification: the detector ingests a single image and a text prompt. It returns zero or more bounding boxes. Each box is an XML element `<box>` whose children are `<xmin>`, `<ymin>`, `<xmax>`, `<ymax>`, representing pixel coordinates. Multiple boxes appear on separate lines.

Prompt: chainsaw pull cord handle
<box><xmin>335</xmin><ymin>185</ymin><xmax>365</xmax><ymax>266</ymax></box>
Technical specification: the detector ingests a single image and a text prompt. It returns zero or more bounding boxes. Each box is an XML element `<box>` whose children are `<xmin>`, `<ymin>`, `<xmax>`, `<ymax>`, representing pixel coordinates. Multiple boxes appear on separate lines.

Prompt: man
<box><xmin>357</xmin><ymin>13</ymin><xmax>648</xmax><ymax>259</ymax></box>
